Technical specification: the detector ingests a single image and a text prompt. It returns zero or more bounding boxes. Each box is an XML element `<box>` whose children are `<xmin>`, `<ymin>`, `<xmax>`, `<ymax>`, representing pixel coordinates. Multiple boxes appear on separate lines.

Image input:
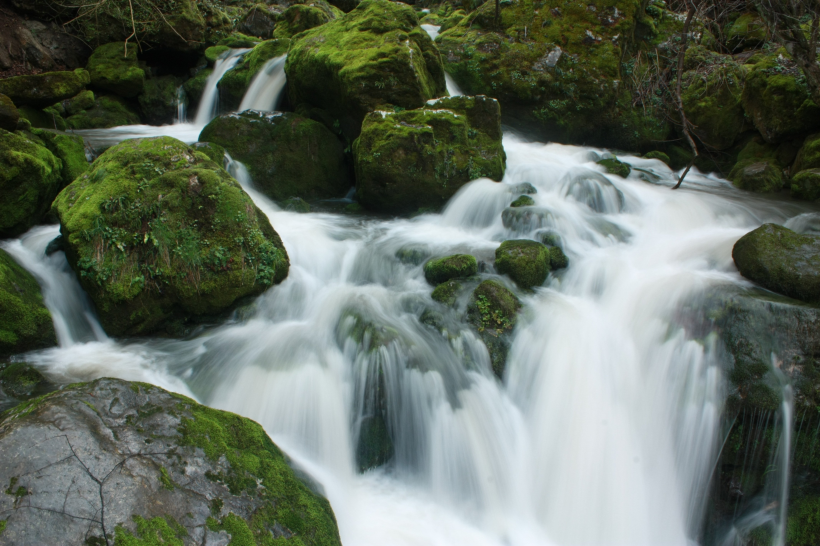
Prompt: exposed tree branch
<box><xmin>672</xmin><ymin>0</ymin><xmax>700</xmax><ymax>190</ymax></box>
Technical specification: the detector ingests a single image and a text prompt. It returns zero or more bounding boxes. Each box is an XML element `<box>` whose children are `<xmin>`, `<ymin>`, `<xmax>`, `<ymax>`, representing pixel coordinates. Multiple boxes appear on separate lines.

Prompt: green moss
<box><xmin>726</xmin><ymin>13</ymin><xmax>766</xmax><ymax>51</ymax></box>
<box><xmin>466</xmin><ymin>280</ymin><xmax>521</xmax><ymax>377</ymax></box>
<box><xmin>793</xmin><ymin>133</ymin><xmax>820</xmax><ymax>173</ymax></box>
<box><xmin>87</xmin><ymin>42</ymin><xmax>145</xmax><ymax>99</ymax></box>
<box><xmin>597</xmin><ymin>157</ymin><xmax>631</xmax><ymax>178</ymax></box>
<box><xmin>193</xmin><ymin>142</ymin><xmax>226</xmax><ymax>164</ymax></box>
<box><xmin>175</xmin><ymin>398</ymin><xmax>342</xmax><ymax>545</ymax></box>
<box><xmin>786</xmin><ymin>495</ymin><xmax>820</xmax><ymax>546</ymax></box>
<box><xmin>791</xmin><ymin>169</ymin><xmax>820</xmax><ymax>201</ymax></box>
<box><xmin>66</xmin><ymin>95</ymin><xmax>141</xmax><ymax>130</ymax></box>
<box><xmin>218</xmin><ymin>33</ymin><xmax>259</xmax><ymax>48</ymax></box>
<box><xmin>183</xmin><ymin>69</ymin><xmax>213</xmax><ymax>108</ymax></box>
<box><xmin>431</xmin><ymin>279</ymin><xmax>462</xmax><ymax>306</ymax></box>
<box><xmin>30</xmin><ymin>129</ymin><xmax>89</xmax><ymax>184</ymax></box>
<box><xmin>18</xmin><ymin>105</ymin><xmax>67</xmax><ymax>131</ymax></box>
<box><xmin>114</xmin><ymin>515</ymin><xmax>187</xmax><ymax>546</ymax></box>
<box><xmin>681</xmin><ymin>59</ymin><xmax>746</xmax><ymax>150</ymax></box>
<box><xmin>53</xmin><ymin>136</ymin><xmax>289</xmax><ymax>336</ymax></box>
<box><xmin>286</xmin><ymin>0</ymin><xmax>447</xmax><ymax>139</ymax></box>
<box><xmin>200</xmin><ymin>111</ymin><xmax>351</xmax><ymax>201</ymax></box>
<box><xmin>729</xmin><ymin>139</ymin><xmax>784</xmax><ymax>192</ymax></box>
<box><xmin>139</xmin><ymin>76</ymin><xmax>183</xmax><ymax>126</ymax></box>
<box><xmin>0</xmin><ymin>93</ymin><xmax>20</xmax><ymax>132</ymax></box>
<box><xmin>0</xmin><ymin>69</ymin><xmax>90</xmax><ymax>108</ymax></box>
<box><xmin>0</xmin><ymin>519</ymin><xmax>6</xmax><ymax>534</ymax></box>
<box><xmin>495</xmin><ymin>239</ymin><xmax>550</xmax><ymax>289</ymax></box>
<box><xmin>548</xmin><ymin>246</ymin><xmax>569</xmax><ymax>270</ymax></box>
<box><xmin>423</xmin><ymin>254</ymin><xmax>477</xmax><ymax>285</ymax></box>
<box><xmin>0</xmin><ymin>129</ymin><xmax>64</xmax><ymax>237</ymax></box>
<box><xmin>354</xmin><ymin>95</ymin><xmax>504</xmax><ymax>214</ymax></box>
<box><xmin>510</xmin><ymin>195</ymin><xmax>534</xmax><ymax>207</ymax></box>
<box><xmin>0</xmin><ymin>362</ymin><xmax>50</xmax><ymax>399</ymax></box>
<box><xmin>273</xmin><ymin>1</ymin><xmax>343</xmax><ymax>40</ymax></box>
<box><xmin>643</xmin><ymin>150</ymin><xmax>670</xmax><ymax>165</ymax></box>
<box><xmin>159</xmin><ymin>467</ymin><xmax>175</xmax><ymax>491</ymax></box>
<box><xmin>205</xmin><ymin>45</ymin><xmax>231</xmax><ymax>63</ymax></box>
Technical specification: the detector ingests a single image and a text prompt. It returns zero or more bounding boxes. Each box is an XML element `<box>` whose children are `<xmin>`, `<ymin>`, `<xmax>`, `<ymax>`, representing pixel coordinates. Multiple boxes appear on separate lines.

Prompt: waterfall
<box><xmin>239</xmin><ymin>55</ymin><xmax>288</xmax><ymax>113</ymax></box>
<box><xmin>422</xmin><ymin>25</ymin><xmax>464</xmax><ymax>97</ymax></box>
<box><xmin>6</xmin><ymin>133</ymin><xmax>812</xmax><ymax>546</ymax></box>
<box><xmin>174</xmin><ymin>85</ymin><xmax>187</xmax><ymax>124</ymax></box>
<box><xmin>194</xmin><ymin>48</ymin><xmax>249</xmax><ymax>126</ymax></box>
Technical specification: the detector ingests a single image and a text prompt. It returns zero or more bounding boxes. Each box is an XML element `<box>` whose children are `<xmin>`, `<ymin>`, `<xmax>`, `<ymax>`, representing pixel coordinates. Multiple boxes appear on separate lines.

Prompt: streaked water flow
<box><xmin>239</xmin><ymin>55</ymin><xmax>288</xmax><ymax>112</ymax></box>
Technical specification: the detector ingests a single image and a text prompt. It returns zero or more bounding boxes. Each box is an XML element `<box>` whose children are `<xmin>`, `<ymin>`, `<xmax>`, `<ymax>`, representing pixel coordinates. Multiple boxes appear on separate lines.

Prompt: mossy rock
<box><xmin>793</xmin><ymin>133</ymin><xmax>820</xmax><ymax>173</ymax></box>
<box><xmin>732</xmin><ymin>224</ymin><xmax>820</xmax><ymax>303</ymax></box>
<box><xmin>65</xmin><ymin>95</ymin><xmax>141</xmax><ymax>129</ymax></box>
<box><xmin>86</xmin><ymin>42</ymin><xmax>145</xmax><ymax>99</ymax></box>
<box><xmin>0</xmin><ymin>69</ymin><xmax>90</xmax><ymax>108</ymax></box>
<box><xmin>199</xmin><ymin>110</ymin><xmax>351</xmax><ymax>201</ymax></box>
<box><xmin>0</xmin><ymin>94</ymin><xmax>20</xmax><ymax>131</ymax></box>
<box><xmin>643</xmin><ymin>150</ymin><xmax>670</xmax><ymax>165</ymax></box>
<box><xmin>510</xmin><ymin>195</ymin><xmax>535</xmax><ymax>207</ymax></box>
<box><xmin>205</xmin><ymin>45</ymin><xmax>231</xmax><ymax>63</ymax></box>
<box><xmin>285</xmin><ymin>0</ymin><xmax>447</xmax><ymax>139</ymax></box>
<box><xmin>597</xmin><ymin>157</ymin><xmax>631</xmax><ymax>178</ymax></box>
<box><xmin>354</xmin><ymin>95</ymin><xmax>505</xmax><ymax>214</ymax></box>
<box><xmin>0</xmin><ymin>129</ymin><xmax>64</xmax><ymax>238</ymax></box>
<box><xmin>726</xmin><ymin>13</ymin><xmax>766</xmax><ymax>52</ymax></box>
<box><xmin>786</xmin><ymin>495</ymin><xmax>820</xmax><ymax>546</ymax></box>
<box><xmin>61</xmin><ymin>89</ymin><xmax>95</xmax><ymax>116</ymax></box>
<box><xmin>138</xmin><ymin>76</ymin><xmax>183</xmax><ymax>125</ymax></box>
<box><xmin>183</xmin><ymin>68</ymin><xmax>213</xmax><ymax>108</ymax></box>
<box><xmin>238</xmin><ymin>4</ymin><xmax>279</xmax><ymax>38</ymax></box>
<box><xmin>216</xmin><ymin>39</ymin><xmax>291</xmax><ymax>112</ymax></box>
<box><xmin>273</xmin><ymin>1</ymin><xmax>343</xmax><ymax>40</ymax></box>
<box><xmin>431</xmin><ymin>279</ymin><xmax>462</xmax><ymax>306</ymax></box>
<box><xmin>791</xmin><ymin>169</ymin><xmax>820</xmax><ymax>201</ymax></box>
<box><xmin>218</xmin><ymin>32</ymin><xmax>260</xmax><ymax>48</ymax></box>
<box><xmin>0</xmin><ymin>249</ymin><xmax>57</xmax><ymax>358</ymax></box>
<box><xmin>53</xmin><ymin>136</ymin><xmax>290</xmax><ymax>337</ymax></box>
<box><xmin>466</xmin><ymin>279</ymin><xmax>521</xmax><ymax>377</ymax></box>
<box><xmin>29</xmin><ymin>128</ymin><xmax>89</xmax><ymax>184</ymax></box>
<box><xmin>0</xmin><ymin>378</ymin><xmax>342</xmax><ymax>546</ymax></box>
<box><xmin>549</xmin><ymin>245</ymin><xmax>569</xmax><ymax>270</ymax></box>
<box><xmin>0</xmin><ymin>362</ymin><xmax>54</xmax><ymax>401</ymax></box>
<box><xmin>282</xmin><ymin>197</ymin><xmax>311</xmax><ymax>213</ymax></box>
<box><xmin>17</xmin><ymin>105</ymin><xmax>67</xmax><ymax>131</ymax></box>
<box><xmin>742</xmin><ymin>51</ymin><xmax>820</xmax><ymax>144</ymax></box>
<box><xmin>495</xmin><ymin>239</ymin><xmax>550</xmax><ymax>289</ymax></box>
<box><xmin>193</xmin><ymin>141</ymin><xmax>226</xmax><ymax>164</ymax></box>
<box><xmin>729</xmin><ymin>139</ymin><xmax>784</xmax><ymax>193</ymax></box>
<box><xmin>423</xmin><ymin>254</ymin><xmax>477</xmax><ymax>285</ymax></box>
<box><xmin>681</xmin><ymin>59</ymin><xmax>746</xmax><ymax>150</ymax></box>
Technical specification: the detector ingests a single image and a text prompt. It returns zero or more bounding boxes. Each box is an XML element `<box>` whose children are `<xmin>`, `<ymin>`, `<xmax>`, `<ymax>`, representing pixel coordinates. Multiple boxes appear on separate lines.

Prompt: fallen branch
<box><xmin>672</xmin><ymin>0</ymin><xmax>700</xmax><ymax>190</ymax></box>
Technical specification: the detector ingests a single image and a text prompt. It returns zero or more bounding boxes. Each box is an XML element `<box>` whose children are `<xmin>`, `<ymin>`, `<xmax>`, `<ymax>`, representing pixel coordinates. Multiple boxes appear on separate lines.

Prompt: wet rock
<box><xmin>199</xmin><ymin>110</ymin><xmax>351</xmax><ymax>201</ymax></box>
<box><xmin>193</xmin><ymin>141</ymin><xmax>226</xmax><ymax>164</ymax></box>
<box><xmin>238</xmin><ymin>5</ymin><xmax>279</xmax><ymax>38</ymax></box>
<box><xmin>354</xmin><ymin>95</ymin><xmax>505</xmax><ymax>214</ymax></box>
<box><xmin>681</xmin><ymin>55</ymin><xmax>746</xmax><ymax>150</ymax></box>
<box><xmin>563</xmin><ymin>169</ymin><xmax>625</xmax><ymax>213</ymax></box>
<box><xmin>431</xmin><ymin>279</ymin><xmax>463</xmax><ymax>306</ymax></box>
<box><xmin>0</xmin><ymin>94</ymin><xmax>20</xmax><ymax>132</ymax></box>
<box><xmin>793</xmin><ymin>133</ymin><xmax>820</xmax><ymax>174</ymax></box>
<box><xmin>283</xmin><ymin>197</ymin><xmax>311</xmax><ymax>213</ymax></box>
<box><xmin>44</xmin><ymin>235</ymin><xmax>64</xmax><ymax>256</ymax></box>
<box><xmin>495</xmin><ymin>239</ymin><xmax>550</xmax><ymax>289</ymax></box>
<box><xmin>395</xmin><ymin>247</ymin><xmax>429</xmax><ymax>265</ymax></box>
<box><xmin>0</xmin><ymin>69</ymin><xmax>90</xmax><ymax>108</ymax></box>
<box><xmin>28</xmin><ymin>128</ymin><xmax>89</xmax><ymax>184</ymax></box>
<box><xmin>61</xmin><ymin>89</ymin><xmax>95</xmax><ymax>116</ymax></box>
<box><xmin>0</xmin><ymin>362</ymin><xmax>55</xmax><ymax>404</ymax></box>
<box><xmin>184</xmin><ymin>68</ymin><xmax>213</xmax><ymax>109</ymax></box>
<box><xmin>729</xmin><ymin>139</ymin><xmax>784</xmax><ymax>193</ymax></box>
<box><xmin>423</xmin><ymin>254</ymin><xmax>477</xmax><ymax>285</ymax></box>
<box><xmin>733</xmin><ymin>224</ymin><xmax>820</xmax><ymax>304</ymax></box>
<box><xmin>65</xmin><ymin>95</ymin><xmax>141</xmax><ymax>129</ymax></box>
<box><xmin>273</xmin><ymin>1</ymin><xmax>343</xmax><ymax>39</ymax></box>
<box><xmin>138</xmin><ymin>76</ymin><xmax>183</xmax><ymax>125</ymax></box>
<box><xmin>597</xmin><ymin>157</ymin><xmax>631</xmax><ymax>178</ymax></box>
<box><xmin>0</xmin><ymin>378</ymin><xmax>342</xmax><ymax>546</ymax></box>
<box><xmin>53</xmin><ymin>136</ymin><xmax>290</xmax><ymax>336</ymax></box>
<box><xmin>285</xmin><ymin>0</ymin><xmax>447</xmax><ymax>138</ymax></box>
<box><xmin>215</xmin><ymin>39</ymin><xmax>291</xmax><ymax>111</ymax></box>
<box><xmin>466</xmin><ymin>280</ymin><xmax>521</xmax><ymax>377</ymax></box>
<box><xmin>643</xmin><ymin>150</ymin><xmax>670</xmax><ymax>165</ymax></box>
<box><xmin>510</xmin><ymin>195</ymin><xmax>535</xmax><ymax>207</ymax></box>
<box><xmin>511</xmin><ymin>182</ymin><xmax>537</xmax><ymax>195</ymax></box>
<box><xmin>0</xmin><ymin>249</ymin><xmax>57</xmax><ymax>358</ymax></box>
<box><xmin>87</xmin><ymin>42</ymin><xmax>145</xmax><ymax>98</ymax></box>
<box><xmin>548</xmin><ymin>246</ymin><xmax>569</xmax><ymax>270</ymax></box>
<box><xmin>501</xmin><ymin>207</ymin><xmax>553</xmax><ymax>232</ymax></box>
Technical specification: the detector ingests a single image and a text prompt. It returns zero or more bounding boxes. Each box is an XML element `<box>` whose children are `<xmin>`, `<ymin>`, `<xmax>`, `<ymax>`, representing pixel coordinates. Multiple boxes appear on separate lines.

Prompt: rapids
<box><xmin>4</xmin><ymin>133</ymin><xmax>815</xmax><ymax>546</ymax></box>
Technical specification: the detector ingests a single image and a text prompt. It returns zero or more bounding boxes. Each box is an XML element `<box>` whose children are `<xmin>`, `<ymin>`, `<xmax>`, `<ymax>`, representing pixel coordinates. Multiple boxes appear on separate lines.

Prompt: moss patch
<box><xmin>0</xmin><ymin>69</ymin><xmax>90</xmax><ymax>108</ymax></box>
<box><xmin>114</xmin><ymin>515</ymin><xmax>187</xmax><ymax>545</ymax></box>
<box><xmin>87</xmin><ymin>42</ymin><xmax>145</xmax><ymax>98</ymax></box>
<box><xmin>431</xmin><ymin>279</ymin><xmax>462</xmax><ymax>306</ymax></box>
<box><xmin>495</xmin><ymin>239</ymin><xmax>550</xmax><ymax>289</ymax></box>
<box><xmin>597</xmin><ymin>157</ymin><xmax>631</xmax><ymax>178</ymax></box>
<box><xmin>273</xmin><ymin>1</ymin><xmax>343</xmax><ymax>40</ymax></box>
<box><xmin>66</xmin><ymin>95</ymin><xmax>141</xmax><ymax>130</ymax></box>
<box><xmin>510</xmin><ymin>195</ymin><xmax>534</xmax><ymax>207</ymax></box>
<box><xmin>466</xmin><ymin>279</ymin><xmax>521</xmax><ymax>377</ymax></box>
<box><xmin>423</xmin><ymin>254</ymin><xmax>477</xmax><ymax>285</ymax></box>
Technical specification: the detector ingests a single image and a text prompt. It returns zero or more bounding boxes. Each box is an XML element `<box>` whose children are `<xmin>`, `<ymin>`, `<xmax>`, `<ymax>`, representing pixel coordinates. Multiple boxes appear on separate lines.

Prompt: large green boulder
<box><xmin>354</xmin><ymin>95</ymin><xmax>505</xmax><ymax>214</ymax></box>
<box><xmin>53</xmin><ymin>136</ymin><xmax>290</xmax><ymax>337</ymax></box>
<box><xmin>732</xmin><ymin>224</ymin><xmax>820</xmax><ymax>303</ymax></box>
<box><xmin>216</xmin><ymin>39</ymin><xmax>291</xmax><ymax>111</ymax></box>
<box><xmin>138</xmin><ymin>76</ymin><xmax>182</xmax><ymax>125</ymax></box>
<box><xmin>0</xmin><ymin>378</ymin><xmax>342</xmax><ymax>546</ymax></box>
<box><xmin>742</xmin><ymin>51</ymin><xmax>820</xmax><ymax>143</ymax></box>
<box><xmin>423</xmin><ymin>254</ymin><xmax>477</xmax><ymax>285</ymax></box>
<box><xmin>87</xmin><ymin>42</ymin><xmax>145</xmax><ymax>98</ymax></box>
<box><xmin>729</xmin><ymin>139</ymin><xmax>784</xmax><ymax>193</ymax></box>
<box><xmin>285</xmin><ymin>0</ymin><xmax>447</xmax><ymax>138</ymax></box>
<box><xmin>199</xmin><ymin>110</ymin><xmax>351</xmax><ymax>201</ymax></box>
<box><xmin>0</xmin><ymin>94</ymin><xmax>19</xmax><ymax>131</ymax></box>
<box><xmin>466</xmin><ymin>279</ymin><xmax>521</xmax><ymax>377</ymax></box>
<box><xmin>0</xmin><ymin>69</ymin><xmax>90</xmax><ymax>108</ymax></box>
<box><xmin>273</xmin><ymin>1</ymin><xmax>343</xmax><ymax>39</ymax></box>
<box><xmin>29</xmin><ymin>128</ymin><xmax>89</xmax><ymax>184</ymax></box>
<box><xmin>725</xmin><ymin>13</ymin><xmax>766</xmax><ymax>51</ymax></box>
<box><xmin>793</xmin><ymin>133</ymin><xmax>820</xmax><ymax>173</ymax></box>
<box><xmin>65</xmin><ymin>95</ymin><xmax>141</xmax><ymax>129</ymax></box>
<box><xmin>0</xmin><ymin>249</ymin><xmax>57</xmax><ymax>358</ymax></box>
<box><xmin>436</xmin><ymin>0</ymin><xmax>646</xmax><ymax>146</ymax></box>
<box><xmin>0</xmin><ymin>129</ymin><xmax>64</xmax><ymax>237</ymax></box>
<box><xmin>791</xmin><ymin>169</ymin><xmax>820</xmax><ymax>201</ymax></box>
<box><xmin>62</xmin><ymin>89</ymin><xmax>95</xmax><ymax>115</ymax></box>
<box><xmin>495</xmin><ymin>239</ymin><xmax>550</xmax><ymax>289</ymax></box>
<box><xmin>681</xmin><ymin>58</ymin><xmax>746</xmax><ymax>150</ymax></box>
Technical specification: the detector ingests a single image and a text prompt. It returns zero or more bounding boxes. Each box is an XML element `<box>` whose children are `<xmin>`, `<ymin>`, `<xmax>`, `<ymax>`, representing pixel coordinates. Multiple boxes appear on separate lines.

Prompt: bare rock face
<box><xmin>0</xmin><ymin>378</ymin><xmax>342</xmax><ymax>546</ymax></box>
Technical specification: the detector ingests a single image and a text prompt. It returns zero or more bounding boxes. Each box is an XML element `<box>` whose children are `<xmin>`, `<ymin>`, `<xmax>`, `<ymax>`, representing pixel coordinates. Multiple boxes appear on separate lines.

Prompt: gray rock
<box><xmin>0</xmin><ymin>378</ymin><xmax>341</xmax><ymax>546</ymax></box>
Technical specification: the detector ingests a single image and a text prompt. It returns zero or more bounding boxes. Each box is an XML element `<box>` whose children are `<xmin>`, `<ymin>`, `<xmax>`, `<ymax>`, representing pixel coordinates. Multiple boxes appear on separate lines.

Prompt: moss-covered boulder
<box><xmin>238</xmin><ymin>4</ymin><xmax>279</xmax><ymax>38</ymax></box>
<box><xmin>793</xmin><ymin>133</ymin><xmax>820</xmax><ymax>173</ymax></box>
<box><xmin>510</xmin><ymin>195</ymin><xmax>535</xmax><ymax>207</ymax></box>
<box><xmin>0</xmin><ymin>94</ymin><xmax>20</xmax><ymax>131</ymax></box>
<box><xmin>87</xmin><ymin>42</ymin><xmax>145</xmax><ymax>98</ymax></box>
<box><xmin>0</xmin><ymin>69</ymin><xmax>90</xmax><ymax>108</ymax></box>
<box><xmin>681</xmin><ymin>57</ymin><xmax>746</xmax><ymax>150</ymax></box>
<box><xmin>17</xmin><ymin>105</ymin><xmax>67</xmax><ymax>131</ymax></box>
<box><xmin>0</xmin><ymin>249</ymin><xmax>57</xmax><ymax>358</ymax></box>
<box><xmin>65</xmin><ymin>95</ymin><xmax>141</xmax><ymax>129</ymax></box>
<box><xmin>725</xmin><ymin>13</ymin><xmax>766</xmax><ymax>51</ymax></box>
<box><xmin>285</xmin><ymin>0</ymin><xmax>447</xmax><ymax>138</ymax></box>
<box><xmin>742</xmin><ymin>51</ymin><xmax>820</xmax><ymax>144</ymax></box>
<box><xmin>0</xmin><ymin>362</ymin><xmax>54</xmax><ymax>404</ymax></box>
<box><xmin>423</xmin><ymin>254</ymin><xmax>477</xmax><ymax>285</ymax></box>
<box><xmin>193</xmin><ymin>141</ymin><xmax>226</xmax><ymax>164</ymax></box>
<box><xmin>644</xmin><ymin>150</ymin><xmax>671</xmax><ymax>165</ymax></box>
<box><xmin>199</xmin><ymin>110</ymin><xmax>351</xmax><ymax>201</ymax></box>
<box><xmin>597</xmin><ymin>157</ymin><xmax>631</xmax><ymax>178</ymax></box>
<box><xmin>0</xmin><ymin>378</ymin><xmax>342</xmax><ymax>546</ymax></box>
<box><xmin>354</xmin><ymin>95</ymin><xmax>505</xmax><ymax>214</ymax></box>
<box><xmin>53</xmin><ymin>136</ymin><xmax>290</xmax><ymax>337</ymax></box>
<box><xmin>494</xmin><ymin>239</ymin><xmax>550</xmax><ymax>289</ymax></box>
<box><xmin>138</xmin><ymin>76</ymin><xmax>182</xmax><ymax>125</ymax></box>
<box><xmin>62</xmin><ymin>89</ymin><xmax>95</xmax><ymax>116</ymax></box>
<box><xmin>29</xmin><ymin>128</ymin><xmax>89</xmax><ymax>184</ymax></box>
<box><xmin>205</xmin><ymin>45</ymin><xmax>231</xmax><ymax>63</ymax></box>
<box><xmin>183</xmin><ymin>68</ymin><xmax>213</xmax><ymax>109</ymax></box>
<box><xmin>431</xmin><ymin>279</ymin><xmax>463</xmax><ymax>306</ymax></box>
<box><xmin>466</xmin><ymin>279</ymin><xmax>521</xmax><ymax>377</ymax></box>
<box><xmin>729</xmin><ymin>139</ymin><xmax>784</xmax><ymax>193</ymax></box>
<box><xmin>216</xmin><ymin>39</ymin><xmax>291</xmax><ymax>111</ymax></box>
<box><xmin>0</xmin><ymin>129</ymin><xmax>64</xmax><ymax>237</ymax></box>
<box><xmin>791</xmin><ymin>169</ymin><xmax>820</xmax><ymax>201</ymax></box>
<box><xmin>732</xmin><ymin>224</ymin><xmax>820</xmax><ymax>303</ymax></box>
<box><xmin>273</xmin><ymin>1</ymin><xmax>343</xmax><ymax>39</ymax></box>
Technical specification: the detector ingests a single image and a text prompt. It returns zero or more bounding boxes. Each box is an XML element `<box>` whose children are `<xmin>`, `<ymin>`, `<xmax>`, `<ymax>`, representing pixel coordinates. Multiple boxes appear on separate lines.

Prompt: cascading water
<box><xmin>239</xmin><ymin>55</ymin><xmax>288</xmax><ymax>112</ymax></box>
<box><xmin>422</xmin><ymin>25</ymin><xmax>464</xmax><ymax>96</ymax></box>
<box><xmin>5</xmin><ymin>132</ymin><xmax>811</xmax><ymax>545</ymax></box>
<box><xmin>194</xmin><ymin>48</ymin><xmax>250</xmax><ymax>126</ymax></box>
<box><xmin>175</xmin><ymin>85</ymin><xmax>187</xmax><ymax>124</ymax></box>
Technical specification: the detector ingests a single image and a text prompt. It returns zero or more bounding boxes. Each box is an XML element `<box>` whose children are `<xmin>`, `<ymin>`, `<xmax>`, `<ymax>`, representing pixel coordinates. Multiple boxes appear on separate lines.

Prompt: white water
<box><xmin>4</xmin><ymin>132</ymin><xmax>810</xmax><ymax>545</ymax></box>
<box><xmin>194</xmin><ymin>48</ymin><xmax>249</xmax><ymax>126</ymax></box>
<box><xmin>239</xmin><ymin>55</ymin><xmax>288</xmax><ymax>112</ymax></box>
<box><xmin>422</xmin><ymin>25</ymin><xmax>464</xmax><ymax>97</ymax></box>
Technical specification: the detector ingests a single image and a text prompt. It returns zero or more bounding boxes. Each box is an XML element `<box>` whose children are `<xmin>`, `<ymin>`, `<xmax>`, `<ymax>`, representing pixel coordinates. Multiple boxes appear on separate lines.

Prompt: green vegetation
<box><xmin>114</xmin><ymin>515</ymin><xmax>187</xmax><ymax>545</ymax></box>
<box><xmin>66</xmin><ymin>95</ymin><xmax>141</xmax><ymax>130</ymax></box>
<box><xmin>510</xmin><ymin>195</ymin><xmax>535</xmax><ymax>207</ymax></box>
<box><xmin>139</xmin><ymin>76</ymin><xmax>183</xmax><ymax>125</ymax></box>
<box><xmin>729</xmin><ymin>139</ymin><xmax>783</xmax><ymax>193</ymax></box>
<box><xmin>597</xmin><ymin>157</ymin><xmax>632</xmax><ymax>178</ymax></box>
<box><xmin>273</xmin><ymin>1</ymin><xmax>343</xmax><ymax>40</ymax></box>
<box><xmin>431</xmin><ymin>279</ymin><xmax>462</xmax><ymax>306</ymax></box>
<box><xmin>424</xmin><ymin>254</ymin><xmax>477</xmax><ymax>285</ymax></box>
<box><xmin>466</xmin><ymin>280</ymin><xmax>521</xmax><ymax>377</ymax></box>
<box><xmin>0</xmin><ymin>362</ymin><xmax>50</xmax><ymax>399</ymax></box>
<box><xmin>87</xmin><ymin>42</ymin><xmax>145</xmax><ymax>98</ymax></box>
<box><xmin>495</xmin><ymin>239</ymin><xmax>550</xmax><ymax>289</ymax></box>
<box><xmin>0</xmin><ymin>69</ymin><xmax>90</xmax><ymax>108</ymax></box>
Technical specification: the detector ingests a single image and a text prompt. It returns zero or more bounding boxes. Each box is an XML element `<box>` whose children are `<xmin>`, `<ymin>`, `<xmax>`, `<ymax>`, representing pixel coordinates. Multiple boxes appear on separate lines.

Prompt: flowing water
<box><xmin>4</xmin><ymin>132</ymin><xmax>814</xmax><ymax>545</ymax></box>
<box><xmin>240</xmin><ymin>55</ymin><xmax>288</xmax><ymax>112</ymax></box>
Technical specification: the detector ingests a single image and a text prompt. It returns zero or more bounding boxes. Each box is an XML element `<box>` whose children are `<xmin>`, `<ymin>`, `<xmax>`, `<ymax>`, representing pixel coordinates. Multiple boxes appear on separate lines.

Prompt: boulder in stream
<box><xmin>53</xmin><ymin>136</ymin><xmax>290</xmax><ymax>337</ymax></box>
<box><xmin>0</xmin><ymin>378</ymin><xmax>342</xmax><ymax>546</ymax></box>
<box><xmin>65</xmin><ymin>95</ymin><xmax>141</xmax><ymax>130</ymax></box>
<box><xmin>495</xmin><ymin>239</ymin><xmax>551</xmax><ymax>289</ymax></box>
<box><xmin>0</xmin><ymin>69</ymin><xmax>90</xmax><ymax>108</ymax></box>
<box><xmin>467</xmin><ymin>279</ymin><xmax>521</xmax><ymax>378</ymax></box>
<box><xmin>423</xmin><ymin>254</ymin><xmax>477</xmax><ymax>285</ymax></box>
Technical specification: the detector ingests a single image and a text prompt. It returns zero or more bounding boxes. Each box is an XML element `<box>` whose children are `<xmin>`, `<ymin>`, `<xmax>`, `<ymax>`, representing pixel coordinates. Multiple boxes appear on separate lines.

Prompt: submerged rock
<box><xmin>0</xmin><ymin>378</ymin><xmax>342</xmax><ymax>546</ymax></box>
<box><xmin>431</xmin><ymin>279</ymin><xmax>463</xmax><ymax>306</ymax></box>
<box><xmin>285</xmin><ymin>0</ymin><xmax>447</xmax><ymax>138</ymax></box>
<box><xmin>53</xmin><ymin>136</ymin><xmax>290</xmax><ymax>337</ymax></box>
<box><xmin>86</xmin><ymin>42</ymin><xmax>145</xmax><ymax>98</ymax></box>
<box><xmin>495</xmin><ymin>239</ymin><xmax>550</xmax><ymax>289</ymax></box>
<box><xmin>510</xmin><ymin>195</ymin><xmax>535</xmax><ymax>207</ymax></box>
<box><xmin>354</xmin><ymin>95</ymin><xmax>505</xmax><ymax>214</ymax></box>
<box><xmin>0</xmin><ymin>69</ymin><xmax>90</xmax><ymax>108</ymax></box>
<box><xmin>732</xmin><ymin>224</ymin><xmax>820</xmax><ymax>303</ymax></box>
<box><xmin>467</xmin><ymin>280</ymin><xmax>521</xmax><ymax>377</ymax></box>
<box><xmin>199</xmin><ymin>110</ymin><xmax>351</xmax><ymax>201</ymax></box>
<box><xmin>423</xmin><ymin>254</ymin><xmax>477</xmax><ymax>285</ymax></box>
<box><xmin>0</xmin><ymin>249</ymin><xmax>57</xmax><ymax>358</ymax></box>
